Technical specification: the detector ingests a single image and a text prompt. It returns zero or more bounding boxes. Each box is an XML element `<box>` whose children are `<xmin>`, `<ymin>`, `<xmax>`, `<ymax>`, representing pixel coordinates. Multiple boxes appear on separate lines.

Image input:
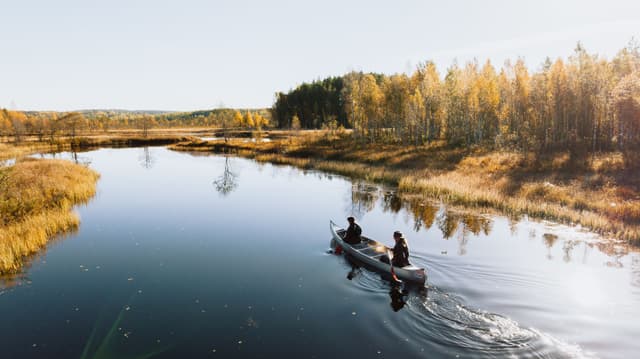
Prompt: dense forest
<box><xmin>272</xmin><ymin>76</ymin><xmax>349</xmax><ymax>130</ymax></box>
<box><xmin>272</xmin><ymin>41</ymin><xmax>640</xmax><ymax>165</ymax></box>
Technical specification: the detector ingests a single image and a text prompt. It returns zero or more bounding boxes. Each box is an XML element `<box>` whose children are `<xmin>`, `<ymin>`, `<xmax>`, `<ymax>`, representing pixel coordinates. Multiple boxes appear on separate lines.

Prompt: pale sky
<box><xmin>1</xmin><ymin>0</ymin><xmax>639</xmax><ymax>111</ymax></box>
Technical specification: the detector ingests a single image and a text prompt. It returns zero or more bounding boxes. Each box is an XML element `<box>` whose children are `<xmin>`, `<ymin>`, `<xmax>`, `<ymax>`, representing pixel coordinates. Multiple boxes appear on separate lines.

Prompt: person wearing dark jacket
<box><xmin>379</xmin><ymin>231</ymin><xmax>411</xmax><ymax>267</ymax></box>
<box><xmin>391</xmin><ymin>231</ymin><xmax>410</xmax><ymax>267</ymax></box>
<box><xmin>343</xmin><ymin>217</ymin><xmax>362</xmax><ymax>244</ymax></box>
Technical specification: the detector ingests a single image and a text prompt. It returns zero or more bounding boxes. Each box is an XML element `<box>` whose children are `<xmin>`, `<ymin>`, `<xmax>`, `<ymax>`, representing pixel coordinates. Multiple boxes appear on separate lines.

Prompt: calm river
<box><xmin>1</xmin><ymin>147</ymin><xmax>638</xmax><ymax>358</ymax></box>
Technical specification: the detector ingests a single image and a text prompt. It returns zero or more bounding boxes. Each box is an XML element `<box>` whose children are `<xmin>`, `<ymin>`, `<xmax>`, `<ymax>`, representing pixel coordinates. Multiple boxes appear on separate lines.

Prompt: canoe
<box><xmin>330</xmin><ymin>220</ymin><xmax>427</xmax><ymax>284</ymax></box>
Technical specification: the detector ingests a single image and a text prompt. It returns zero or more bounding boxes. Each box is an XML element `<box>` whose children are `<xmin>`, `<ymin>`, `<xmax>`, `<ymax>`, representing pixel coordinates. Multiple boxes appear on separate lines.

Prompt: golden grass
<box><xmin>0</xmin><ymin>142</ymin><xmax>61</xmax><ymax>161</ymax></box>
<box><xmin>170</xmin><ymin>133</ymin><xmax>640</xmax><ymax>245</ymax></box>
<box><xmin>0</xmin><ymin>158</ymin><xmax>99</xmax><ymax>273</ymax></box>
<box><xmin>0</xmin><ymin>209</ymin><xmax>79</xmax><ymax>273</ymax></box>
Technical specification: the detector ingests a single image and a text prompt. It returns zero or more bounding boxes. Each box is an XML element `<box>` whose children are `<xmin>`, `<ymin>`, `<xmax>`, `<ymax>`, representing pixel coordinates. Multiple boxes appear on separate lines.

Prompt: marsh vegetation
<box><xmin>0</xmin><ymin>158</ymin><xmax>99</xmax><ymax>273</ymax></box>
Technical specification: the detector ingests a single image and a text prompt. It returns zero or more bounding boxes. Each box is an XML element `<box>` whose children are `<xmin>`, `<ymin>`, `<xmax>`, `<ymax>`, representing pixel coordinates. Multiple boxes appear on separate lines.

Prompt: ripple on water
<box><xmin>340</xmin><ymin>253</ymin><xmax>595</xmax><ymax>359</ymax></box>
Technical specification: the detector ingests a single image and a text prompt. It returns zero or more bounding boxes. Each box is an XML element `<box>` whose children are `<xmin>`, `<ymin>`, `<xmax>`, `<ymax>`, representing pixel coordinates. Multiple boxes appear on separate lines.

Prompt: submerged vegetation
<box><xmin>80</xmin><ymin>293</ymin><xmax>170</xmax><ymax>359</ymax></box>
<box><xmin>170</xmin><ymin>132</ymin><xmax>640</xmax><ymax>244</ymax></box>
<box><xmin>0</xmin><ymin>158</ymin><xmax>99</xmax><ymax>273</ymax></box>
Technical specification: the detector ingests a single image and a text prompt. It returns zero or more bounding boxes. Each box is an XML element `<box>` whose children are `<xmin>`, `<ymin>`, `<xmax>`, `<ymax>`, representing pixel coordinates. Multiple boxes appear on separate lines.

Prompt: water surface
<box><xmin>1</xmin><ymin>147</ymin><xmax>638</xmax><ymax>358</ymax></box>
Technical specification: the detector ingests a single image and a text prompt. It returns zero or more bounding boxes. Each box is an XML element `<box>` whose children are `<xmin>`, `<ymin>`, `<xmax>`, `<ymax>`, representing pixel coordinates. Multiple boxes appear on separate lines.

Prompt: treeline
<box><xmin>272</xmin><ymin>41</ymin><xmax>640</xmax><ymax>164</ymax></box>
<box><xmin>272</xmin><ymin>76</ymin><xmax>349</xmax><ymax>130</ymax></box>
<box><xmin>0</xmin><ymin>108</ymin><xmax>271</xmax><ymax>143</ymax></box>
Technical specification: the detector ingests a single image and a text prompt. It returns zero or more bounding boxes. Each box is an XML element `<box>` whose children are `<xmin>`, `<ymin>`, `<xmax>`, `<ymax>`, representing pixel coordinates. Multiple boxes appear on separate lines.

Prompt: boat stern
<box><xmin>413</xmin><ymin>268</ymin><xmax>427</xmax><ymax>284</ymax></box>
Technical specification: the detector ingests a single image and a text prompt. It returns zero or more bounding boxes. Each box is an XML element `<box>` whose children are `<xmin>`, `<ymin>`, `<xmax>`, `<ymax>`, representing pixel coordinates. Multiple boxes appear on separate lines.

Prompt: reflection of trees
<box><xmin>138</xmin><ymin>147</ymin><xmax>155</xmax><ymax>169</ymax></box>
<box><xmin>461</xmin><ymin>214</ymin><xmax>492</xmax><ymax>236</ymax></box>
<box><xmin>382</xmin><ymin>192</ymin><xmax>403</xmax><ymax>213</ymax></box>
<box><xmin>543</xmin><ymin>233</ymin><xmax>558</xmax><ymax>260</ymax></box>
<box><xmin>346</xmin><ymin>182</ymin><xmax>379</xmax><ymax>219</ymax></box>
<box><xmin>408</xmin><ymin>200</ymin><xmax>438</xmax><ymax>232</ymax></box>
<box><xmin>435</xmin><ymin>209</ymin><xmax>493</xmax><ymax>255</ymax></box>
<box><xmin>562</xmin><ymin>240</ymin><xmax>579</xmax><ymax>263</ymax></box>
<box><xmin>213</xmin><ymin>156</ymin><xmax>238</xmax><ymax>196</ymax></box>
<box><xmin>437</xmin><ymin>209</ymin><xmax>460</xmax><ymax>240</ymax></box>
<box><xmin>592</xmin><ymin>242</ymin><xmax>626</xmax><ymax>268</ymax></box>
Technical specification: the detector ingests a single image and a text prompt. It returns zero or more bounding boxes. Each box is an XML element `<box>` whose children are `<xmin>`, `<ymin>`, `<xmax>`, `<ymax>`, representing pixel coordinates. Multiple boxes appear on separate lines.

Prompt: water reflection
<box><xmin>407</xmin><ymin>201</ymin><xmax>438</xmax><ymax>232</ymax></box>
<box><xmin>340</xmin><ymin>181</ymin><xmax>639</xmax><ymax>262</ymax></box>
<box><xmin>43</xmin><ymin>150</ymin><xmax>92</xmax><ymax>166</ymax></box>
<box><xmin>346</xmin><ymin>182</ymin><xmax>378</xmax><ymax>219</ymax></box>
<box><xmin>347</xmin><ymin>184</ymin><xmax>495</xmax><ymax>256</ymax></box>
<box><xmin>543</xmin><ymin>233</ymin><xmax>559</xmax><ymax>260</ymax></box>
<box><xmin>389</xmin><ymin>286</ymin><xmax>407</xmax><ymax>312</ymax></box>
<box><xmin>138</xmin><ymin>147</ymin><xmax>155</xmax><ymax>169</ymax></box>
<box><xmin>213</xmin><ymin>156</ymin><xmax>238</xmax><ymax>196</ymax></box>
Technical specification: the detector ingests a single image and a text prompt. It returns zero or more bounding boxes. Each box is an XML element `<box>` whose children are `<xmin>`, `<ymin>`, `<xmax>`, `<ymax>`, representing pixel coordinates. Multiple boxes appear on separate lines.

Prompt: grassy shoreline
<box><xmin>0</xmin><ymin>134</ymin><xmax>194</xmax><ymax>161</ymax></box>
<box><xmin>170</xmin><ymin>133</ymin><xmax>640</xmax><ymax>245</ymax></box>
<box><xmin>0</xmin><ymin>158</ymin><xmax>99</xmax><ymax>274</ymax></box>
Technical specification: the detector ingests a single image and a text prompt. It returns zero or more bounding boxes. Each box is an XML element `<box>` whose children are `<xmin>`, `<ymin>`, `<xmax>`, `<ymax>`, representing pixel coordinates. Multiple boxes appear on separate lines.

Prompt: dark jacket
<box><xmin>392</xmin><ymin>239</ymin><xmax>410</xmax><ymax>267</ymax></box>
<box><xmin>344</xmin><ymin>222</ymin><xmax>362</xmax><ymax>244</ymax></box>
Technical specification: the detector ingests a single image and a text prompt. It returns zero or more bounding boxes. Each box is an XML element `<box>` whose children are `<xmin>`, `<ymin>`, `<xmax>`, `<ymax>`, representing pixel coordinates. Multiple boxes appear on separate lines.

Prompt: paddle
<box><xmin>387</xmin><ymin>249</ymin><xmax>402</xmax><ymax>285</ymax></box>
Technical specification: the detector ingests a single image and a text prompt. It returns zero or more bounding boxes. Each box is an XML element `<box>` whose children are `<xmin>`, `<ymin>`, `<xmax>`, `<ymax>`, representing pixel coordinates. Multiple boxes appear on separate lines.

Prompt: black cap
<box><xmin>393</xmin><ymin>231</ymin><xmax>403</xmax><ymax>238</ymax></box>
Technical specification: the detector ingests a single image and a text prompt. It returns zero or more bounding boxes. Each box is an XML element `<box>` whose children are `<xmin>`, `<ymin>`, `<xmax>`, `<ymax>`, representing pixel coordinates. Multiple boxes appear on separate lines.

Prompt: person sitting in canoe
<box><xmin>381</xmin><ymin>231</ymin><xmax>410</xmax><ymax>267</ymax></box>
<box><xmin>343</xmin><ymin>216</ymin><xmax>362</xmax><ymax>245</ymax></box>
<box><xmin>391</xmin><ymin>231</ymin><xmax>410</xmax><ymax>267</ymax></box>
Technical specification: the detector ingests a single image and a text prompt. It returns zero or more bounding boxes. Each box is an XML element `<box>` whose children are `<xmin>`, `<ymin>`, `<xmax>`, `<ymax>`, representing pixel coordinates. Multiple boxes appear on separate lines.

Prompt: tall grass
<box><xmin>0</xmin><ymin>159</ymin><xmax>99</xmax><ymax>273</ymax></box>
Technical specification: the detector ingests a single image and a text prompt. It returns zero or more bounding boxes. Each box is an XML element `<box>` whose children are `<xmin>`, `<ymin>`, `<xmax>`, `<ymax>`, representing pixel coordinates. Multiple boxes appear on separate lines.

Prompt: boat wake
<box><xmin>337</xmin><ymin>250</ymin><xmax>596</xmax><ymax>358</ymax></box>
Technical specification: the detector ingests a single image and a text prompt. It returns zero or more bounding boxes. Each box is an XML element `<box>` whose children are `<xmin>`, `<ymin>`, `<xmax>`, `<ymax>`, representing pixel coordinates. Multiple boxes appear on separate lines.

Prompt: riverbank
<box><xmin>170</xmin><ymin>133</ymin><xmax>640</xmax><ymax>245</ymax></box>
<box><xmin>0</xmin><ymin>133</ymin><xmax>194</xmax><ymax>161</ymax></box>
<box><xmin>0</xmin><ymin>158</ymin><xmax>99</xmax><ymax>273</ymax></box>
